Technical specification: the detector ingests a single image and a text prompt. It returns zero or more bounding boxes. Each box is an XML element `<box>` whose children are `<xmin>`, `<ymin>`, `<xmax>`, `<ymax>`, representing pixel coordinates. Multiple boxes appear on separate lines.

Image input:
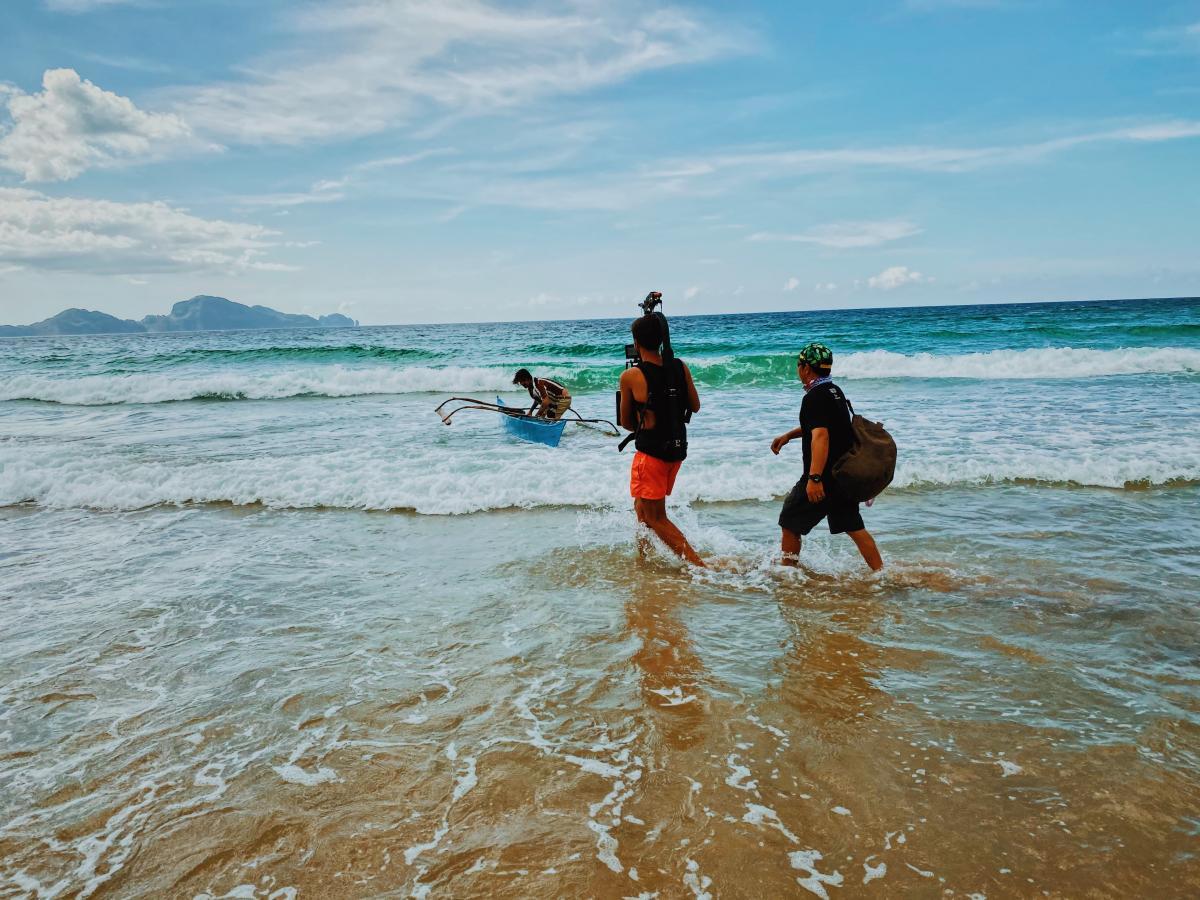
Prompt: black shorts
<box><xmin>778</xmin><ymin>479</ymin><xmax>864</xmax><ymax>536</ymax></box>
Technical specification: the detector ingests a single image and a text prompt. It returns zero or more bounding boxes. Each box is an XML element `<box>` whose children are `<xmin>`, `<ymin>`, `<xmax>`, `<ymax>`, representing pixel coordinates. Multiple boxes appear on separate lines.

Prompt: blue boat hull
<box><xmin>496</xmin><ymin>397</ymin><xmax>566</xmax><ymax>447</ymax></box>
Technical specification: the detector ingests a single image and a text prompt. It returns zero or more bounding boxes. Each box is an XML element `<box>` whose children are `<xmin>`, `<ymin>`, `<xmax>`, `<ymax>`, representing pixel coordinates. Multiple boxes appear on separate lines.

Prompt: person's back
<box><xmin>633</xmin><ymin>357</ymin><xmax>689</xmax><ymax>463</ymax></box>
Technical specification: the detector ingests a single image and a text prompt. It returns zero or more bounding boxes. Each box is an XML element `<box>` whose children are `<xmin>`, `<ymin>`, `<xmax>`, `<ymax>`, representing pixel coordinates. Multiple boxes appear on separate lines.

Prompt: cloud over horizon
<box><xmin>0</xmin><ymin>187</ymin><xmax>290</xmax><ymax>275</ymax></box>
<box><xmin>749</xmin><ymin>220</ymin><xmax>922</xmax><ymax>249</ymax></box>
<box><xmin>868</xmin><ymin>265</ymin><xmax>929</xmax><ymax>290</ymax></box>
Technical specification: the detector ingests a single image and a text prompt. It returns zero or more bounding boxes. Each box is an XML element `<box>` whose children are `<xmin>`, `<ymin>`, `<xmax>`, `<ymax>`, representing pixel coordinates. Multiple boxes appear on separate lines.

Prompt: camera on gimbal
<box><xmin>623</xmin><ymin>291</ymin><xmax>664</xmax><ymax>367</ymax></box>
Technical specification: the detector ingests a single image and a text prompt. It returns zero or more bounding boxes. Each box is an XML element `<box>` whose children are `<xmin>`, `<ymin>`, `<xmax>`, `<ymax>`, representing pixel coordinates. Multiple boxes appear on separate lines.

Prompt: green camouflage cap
<box><xmin>798</xmin><ymin>342</ymin><xmax>833</xmax><ymax>370</ymax></box>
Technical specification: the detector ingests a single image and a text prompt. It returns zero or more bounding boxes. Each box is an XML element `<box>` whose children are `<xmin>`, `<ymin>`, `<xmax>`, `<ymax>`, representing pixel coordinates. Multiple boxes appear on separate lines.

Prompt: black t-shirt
<box><xmin>799</xmin><ymin>381</ymin><xmax>853</xmax><ymax>479</ymax></box>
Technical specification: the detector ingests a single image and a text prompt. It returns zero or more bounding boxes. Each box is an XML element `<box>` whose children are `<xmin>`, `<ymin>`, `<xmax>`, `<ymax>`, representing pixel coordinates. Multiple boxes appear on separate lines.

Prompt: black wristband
<box><xmin>809</xmin><ymin>474</ymin><xmax>823</xmax><ymax>483</ymax></box>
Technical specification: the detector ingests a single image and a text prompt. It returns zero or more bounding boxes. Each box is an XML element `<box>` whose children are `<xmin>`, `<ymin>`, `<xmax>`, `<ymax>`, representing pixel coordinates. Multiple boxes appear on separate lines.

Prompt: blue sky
<box><xmin>1</xmin><ymin>0</ymin><xmax>1198</xmax><ymax>324</ymax></box>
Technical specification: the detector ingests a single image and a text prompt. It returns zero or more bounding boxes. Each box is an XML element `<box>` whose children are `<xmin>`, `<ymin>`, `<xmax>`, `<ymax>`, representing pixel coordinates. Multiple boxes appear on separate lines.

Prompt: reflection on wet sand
<box><xmin>776</xmin><ymin>590</ymin><xmax>889</xmax><ymax>729</ymax></box>
<box><xmin>626</xmin><ymin>570</ymin><xmax>709</xmax><ymax>750</ymax></box>
<box><xmin>3</xmin><ymin>504</ymin><xmax>1200</xmax><ymax>897</ymax></box>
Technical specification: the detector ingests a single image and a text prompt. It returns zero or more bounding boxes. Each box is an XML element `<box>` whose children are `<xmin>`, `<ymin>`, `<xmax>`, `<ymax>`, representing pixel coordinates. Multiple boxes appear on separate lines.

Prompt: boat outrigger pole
<box><xmin>434</xmin><ymin>396</ymin><xmax>619</xmax><ymax>435</ymax></box>
<box><xmin>435</xmin><ymin>396</ymin><xmax>517</xmax><ymax>423</ymax></box>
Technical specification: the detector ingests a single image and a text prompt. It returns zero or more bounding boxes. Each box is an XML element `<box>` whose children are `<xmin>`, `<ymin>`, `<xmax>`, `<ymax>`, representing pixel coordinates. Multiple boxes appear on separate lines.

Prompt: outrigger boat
<box><xmin>434</xmin><ymin>396</ymin><xmax>619</xmax><ymax>448</ymax></box>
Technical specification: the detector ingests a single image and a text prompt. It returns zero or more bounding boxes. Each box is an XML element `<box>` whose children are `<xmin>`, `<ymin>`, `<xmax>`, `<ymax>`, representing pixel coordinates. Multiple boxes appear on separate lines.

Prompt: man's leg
<box><xmin>847</xmin><ymin>528</ymin><xmax>883</xmax><ymax>571</ymax></box>
<box><xmin>780</xmin><ymin>527</ymin><xmax>802</xmax><ymax>567</ymax></box>
<box><xmin>635</xmin><ymin>498</ymin><xmax>706</xmax><ymax>567</ymax></box>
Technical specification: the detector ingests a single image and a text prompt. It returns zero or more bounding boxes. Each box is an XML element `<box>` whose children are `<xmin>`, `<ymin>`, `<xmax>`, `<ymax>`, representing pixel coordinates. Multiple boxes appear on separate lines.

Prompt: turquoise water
<box><xmin>2</xmin><ymin>297</ymin><xmax>1199</xmax><ymax>897</ymax></box>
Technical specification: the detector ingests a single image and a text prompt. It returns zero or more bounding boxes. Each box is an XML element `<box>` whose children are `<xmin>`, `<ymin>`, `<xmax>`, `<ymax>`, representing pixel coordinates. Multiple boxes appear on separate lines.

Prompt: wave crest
<box><xmin>2</xmin><ymin>346</ymin><xmax>1197</xmax><ymax>405</ymax></box>
<box><xmin>3</xmin><ymin>443</ymin><xmax>1195</xmax><ymax>514</ymax></box>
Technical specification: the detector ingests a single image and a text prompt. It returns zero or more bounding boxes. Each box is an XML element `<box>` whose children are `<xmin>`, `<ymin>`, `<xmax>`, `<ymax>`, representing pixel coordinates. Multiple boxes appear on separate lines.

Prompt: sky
<box><xmin>0</xmin><ymin>0</ymin><xmax>1198</xmax><ymax>325</ymax></box>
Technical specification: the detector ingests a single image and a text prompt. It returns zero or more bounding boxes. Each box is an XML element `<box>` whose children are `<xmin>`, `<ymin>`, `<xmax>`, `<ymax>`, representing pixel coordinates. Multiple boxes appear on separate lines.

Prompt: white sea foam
<box><xmin>2</xmin><ymin>436</ymin><xmax>1195</xmax><ymax>515</ymax></box>
<box><xmin>788</xmin><ymin>850</ymin><xmax>844</xmax><ymax>900</ymax></box>
<box><xmin>0</xmin><ymin>365</ymin><xmax>522</xmax><ymax>405</ymax></box>
<box><xmin>743</xmin><ymin>804</ymin><xmax>799</xmax><ymax>843</ymax></box>
<box><xmin>274</xmin><ymin>764</ymin><xmax>338</xmax><ymax>786</ymax></box>
<box><xmin>862</xmin><ymin>858</ymin><xmax>887</xmax><ymax>884</ymax></box>
<box><xmin>724</xmin><ymin>754</ymin><xmax>757</xmax><ymax>792</ymax></box>
<box><xmin>837</xmin><ymin>346</ymin><xmax>1200</xmax><ymax>380</ymax></box>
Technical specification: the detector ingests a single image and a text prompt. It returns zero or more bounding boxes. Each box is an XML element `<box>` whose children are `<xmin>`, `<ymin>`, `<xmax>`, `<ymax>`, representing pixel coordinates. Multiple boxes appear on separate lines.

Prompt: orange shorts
<box><xmin>630</xmin><ymin>451</ymin><xmax>683</xmax><ymax>500</ymax></box>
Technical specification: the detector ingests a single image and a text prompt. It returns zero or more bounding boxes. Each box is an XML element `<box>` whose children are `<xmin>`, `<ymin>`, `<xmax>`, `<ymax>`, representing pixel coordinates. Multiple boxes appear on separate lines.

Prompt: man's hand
<box><xmin>806</xmin><ymin>478</ymin><xmax>826</xmax><ymax>503</ymax></box>
<box><xmin>770</xmin><ymin>434</ymin><xmax>790</xmax><ymax>455</ymax></box>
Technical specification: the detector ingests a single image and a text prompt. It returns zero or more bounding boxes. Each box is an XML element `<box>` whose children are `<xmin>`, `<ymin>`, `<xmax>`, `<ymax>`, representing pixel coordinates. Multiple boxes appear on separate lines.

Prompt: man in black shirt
<box><xmin>771</xmin><ymin>343</ymin><xmax>883</xmax><ymax>571</ymax></box>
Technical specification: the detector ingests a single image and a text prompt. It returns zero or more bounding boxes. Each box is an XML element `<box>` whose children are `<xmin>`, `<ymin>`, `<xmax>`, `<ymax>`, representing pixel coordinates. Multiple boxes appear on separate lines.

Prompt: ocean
<box><xmin>2</xmin><ymin>296</ymin><xmax>1198</xmax><ymax>897</ymax></box>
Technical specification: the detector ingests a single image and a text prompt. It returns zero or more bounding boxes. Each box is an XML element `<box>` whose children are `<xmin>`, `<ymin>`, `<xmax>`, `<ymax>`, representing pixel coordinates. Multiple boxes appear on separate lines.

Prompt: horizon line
<box><xmin>0</xmin><ymin>293</ymin><xmax>1195</xmax><ymax>334</ymax></box>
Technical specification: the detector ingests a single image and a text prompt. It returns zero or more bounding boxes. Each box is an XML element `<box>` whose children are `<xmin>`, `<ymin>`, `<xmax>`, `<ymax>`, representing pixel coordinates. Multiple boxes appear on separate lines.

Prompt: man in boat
<box><xmin>618</xmin><ymin>314</ymin><xmax>706</xmax><ymax>568</ymax></box>
<box><xmin>512</xmin><ymin>369</ymin><xmax>572</xmax><ymax>420</ymax></box>
<box><xmin>770</xmin><ymin>342</ymin><xmax>883</xmax><ymax>571</ymax></box>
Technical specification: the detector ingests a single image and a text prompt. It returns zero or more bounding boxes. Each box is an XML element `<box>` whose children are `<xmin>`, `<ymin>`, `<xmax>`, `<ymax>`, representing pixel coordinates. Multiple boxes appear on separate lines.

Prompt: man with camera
<box><xmin>618</xmin><ymin>308</ymin><xmax>705</xmax><ymax>568</ymax></box>
<box><xmin>771</xmin><ymin>343</ymin><xmax>884</xmax><ymax>571</ymax></box>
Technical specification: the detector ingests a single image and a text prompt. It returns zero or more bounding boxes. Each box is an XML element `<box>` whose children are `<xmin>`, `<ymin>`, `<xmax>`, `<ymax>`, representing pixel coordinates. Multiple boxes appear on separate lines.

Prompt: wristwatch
<box><xmin>808</xmin><ymin>474</ymin><xmax>823</xmax><ymax>483</ymax></box>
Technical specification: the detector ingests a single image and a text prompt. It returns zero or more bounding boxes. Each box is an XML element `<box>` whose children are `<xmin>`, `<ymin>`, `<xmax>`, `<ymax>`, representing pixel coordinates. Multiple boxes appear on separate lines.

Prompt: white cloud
<box><xmin>814</xmin><ymin>282</ymin><xmax>837</xmax><ymax>292</ymax></box>
<box><xmin>638</xmin><ymin>120</ymin><xmax>1200</xmax><ymax>188</ymax></box>
<box><xmin>1138</xmin><ymin>21</ymin><xmax>1200</xmax><ymax>56</ymax></box>
<box><xmin>905</xmin><ymin>0</ymin><xmax>1014</xmax><ymax>10</ymax></box>
<box><xmin>441</xmin><ymin>118</ymin><xmax>1200</xmax><ymax>215</ymax></box>
<box><xmin>867</xmin><ymin>265</ymin><xmax>928</xmax><ymax>290</ymax></box>
<box><xmin>437</xmin><ymin>205</ymin><xmax>468</xmax><ymax>223</ymax></box>
<box><xmin>0</xmin><ymin>187</ymin><xmax>291</xmax><ymax>275</ymax></box>
<box><xmin>43</xmin><ymin>0</ymin><xmax>141</xmax><ymax>11</ymax></box>
<box><xmin>783</xmin><ymin>276</ymin><xmax>800</xmax><ymax>292</ymax></box>
<box><xmin>0</xmin><ymin>68</ymin><xmax>198</xmax><ymax>182</ymax></box>
<box><xmin>176</xmin><ymin>1</ymin><xmax>752</xmax><ymax>145</ymax></box>
<box><xmin>684</xmin><ymin>285</ymin><xmax>700</xmax><ymax>299</ymax></box>
<box><xmin>235</xmin><ymin>184</ymin><xmax>347</xmax><ymax>209</ymax></box>
<box><xmin>1118</xmin><ymin>121</ymin><xmax>1200</xmax><ymax>141</ymax></box>
<box><xmin>355</xmin><ymin>149</ymin><xmax>457</xmax><ymax>172</ymax></box>
<box><xmin>749</xmin><ymin>219</ymin><xmax>921</xmax><ymax>249</ymax></box>
<box><xmin>78</xmin><ymin>52</ymin><xmax>174</xmax><ymax>74</ymax></box>
<box><xmin>235</xmin><ymin>148</ymin><xmax>458</xmax><ymax>209</ymax></box>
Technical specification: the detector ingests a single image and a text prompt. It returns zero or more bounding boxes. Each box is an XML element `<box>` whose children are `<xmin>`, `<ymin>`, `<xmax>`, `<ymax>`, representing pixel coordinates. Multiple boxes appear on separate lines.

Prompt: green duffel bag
<box><xmin>832</xmin><ymin>398</ymin><xmax>897</xmax><ymax>502</ymax></box>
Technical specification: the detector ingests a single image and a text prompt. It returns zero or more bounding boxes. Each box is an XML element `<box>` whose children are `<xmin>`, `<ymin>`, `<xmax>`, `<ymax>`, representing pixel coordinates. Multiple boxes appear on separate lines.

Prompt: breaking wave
<box><xmin>2</xmin><ymin>346</ymin><xmax>1197</xmax><ymax>406</ymax></box>
<box><xmin>3</xmin><ymin>442</ymin><xmax>1196</xmax><ymax>515</ymax></box>
<box><xmin>0</xmin><ymin>366</ymin><xmax>519</xmax><ymax>405</ymax></box>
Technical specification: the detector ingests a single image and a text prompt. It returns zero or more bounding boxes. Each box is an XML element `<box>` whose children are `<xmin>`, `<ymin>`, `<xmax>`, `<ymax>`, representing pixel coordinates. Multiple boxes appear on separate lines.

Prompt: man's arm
<box><xmin>808</xmin><ymin>427</ymin><xmax>830</xmax><ymax>476</ymax></box>
<box><xmin>771</xmin><ymin>425</ymin><xmax>805</xmax><ymax>455</ymax></box>
<box><xmin>682</xmin><ymin>363</ymin><xmax>700</xmax><ymax>413</ymax></box>
<box><xmin>618</xmin><ymin>368</ymin><xmax>644</xmax><ymax>432</ymax></box>
<box><xmin>806</xmin><ymin>427</ymin><xmax>830</xmax><ymax>502</ymax></box>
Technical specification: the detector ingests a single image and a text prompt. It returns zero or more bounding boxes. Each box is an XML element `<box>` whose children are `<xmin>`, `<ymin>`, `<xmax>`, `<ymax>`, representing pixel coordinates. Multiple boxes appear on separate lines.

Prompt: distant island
<box><xmin>0</xmin><ymin>295</ymin><xmax>359</xmax><ymax>337</ymax></box>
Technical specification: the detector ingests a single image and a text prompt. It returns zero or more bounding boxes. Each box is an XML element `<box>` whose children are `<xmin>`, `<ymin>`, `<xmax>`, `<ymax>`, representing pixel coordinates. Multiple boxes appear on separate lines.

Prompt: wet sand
<box><xmin>2</xmin><ymin>487</ymin><xmax>1199</xmax><ymax>898</ymax></box>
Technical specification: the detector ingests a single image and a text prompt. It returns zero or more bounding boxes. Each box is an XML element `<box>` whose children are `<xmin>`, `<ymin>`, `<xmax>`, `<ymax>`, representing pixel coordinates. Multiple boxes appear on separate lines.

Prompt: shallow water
<box><xmin>2</xmin><ymin>298</ymin><xmax>1199</xmax><ymax>897</ymax></box>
